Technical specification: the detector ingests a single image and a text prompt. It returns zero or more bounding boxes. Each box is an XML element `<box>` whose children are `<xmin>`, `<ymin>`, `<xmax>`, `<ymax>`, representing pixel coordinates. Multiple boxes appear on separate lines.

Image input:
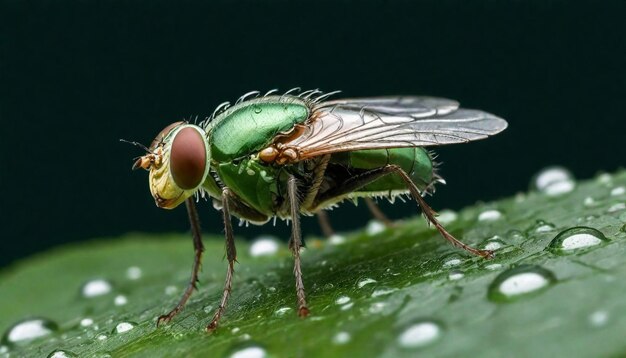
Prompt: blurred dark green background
<box><xmin>1</xmin><ymin>1</ymin><xmax>624</xmax><ymax>268</ymax></box>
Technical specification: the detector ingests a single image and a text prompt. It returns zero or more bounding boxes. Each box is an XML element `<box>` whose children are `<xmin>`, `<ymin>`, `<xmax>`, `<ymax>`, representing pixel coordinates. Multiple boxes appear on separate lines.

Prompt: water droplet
<box><xmin>47</xmin><ymin>350</ymin><xmax>76</xmax><ymax>358</ymax></box>
<box><xmin>113</xmin><ymin>322</ymin><xmax>135</xmax><ymax>334</ymax></box>
<box><xmin>357</xmin><ymin>278</ymin><xmax>377</xmax><ymax>288</ymax></box>
<box><xmin>249</xmin><ymin>236</ymin><xmax>280</xmax><ymax>257</ymax></box>
<box><xmin>368</xmin><ymin>302</ymin><xmax>387</xmax><ymax>314</ymax></box>
<box><xmin>253</xmin><ymin>107</ymin><xmax>262</xmax><ymax>114</ymax></box>
<box><xmin>532</xmin><ymin>167</ymin><xmax>576</xmax><ymax>196</ymax></box>
<box><xmin>527</xmin><ymin>220</ymin><xmax>556</xmax><ymax>234</ymax></box>
<box><xmin>335</xmin><ymin>296</ymin><xmax>351</xmax><ymax>305</ymax></box>
<box><xmin>588</xmin><ymin>310</ymin><xmax>609</xmax><ymax>327</ymax></box>
<box><xmin>114</xmin><ymin>295</ymin><xmax>128</xmax><ymax>306</ymax></box>
<box><xmin>340</xmin><ymin>302</ymin><xmax>354</xmax><ymax>311</ymax></box>
<box><xmin>506</xmin><ymin>230</ymin><xmax>526</xmax><ymax>242</ymax></box>
<box><xmin>274</xmin><ymin>307</ymin><xmax>291</xmax><ymax>316</ymax></box>
<box><xmin>597</xmin><ymin>173</ymin><xmax>612</xmax><ymax>184</ymax></box>
<box><xmin>203</xmin><ymin>305</ymin><xmax>213</xmax><ymax>314</ymax></box>
<box><xmin>80</xmin><ymin>318</ymin><xmax>94</xmax><ymax>327</ymax></box>
<box><xmin>448</xmin><ymin>270</ymin><xmax>464</xmax><ymax>280</ymax></box>
<box><xmin>481</xmin><ymin>238</ymin><xmax>506</xmax><ymax>251</ymax></box>
<box><xmin>437</xmin><ymin>210</ymin><xmax>457</xmax><ymax>224</ymax></box>
<box><xmin>488</xmin><ymin>265</ymin><xmax>556</xmax><ymax>302</ymax></box>
<box><xmin>366</xmin><ymin>220</ymin><xmax>386</xmax><ymax>235</ymax></box>
<box><xmin>485</xmin><ymin>263</ymin><xmax>503</xmax><ymax>271</ymax></box>
<box><xmin>228</xmin><ymin>345</ymin><xmax>267</xmax><ymax>358</ymax></box>
<box><xmin>96</xmin><ymin>334</ymin><xmax>108</xmax><ymax>341</ymax></box>
<box><xmin>333</xmin><ymin>331</ymin><xmax>351</xmax><ymax>345</ymax></box>
<box><xmin>231</xmin><ymin>327</ymin><xmax>240</xmax><ymax>334</ymax></box>
<box><xmin>608</xmin><ymin>203</ymin><xmax>626</xmax><ymax>213</ymax></box>
<box><xmin>165</xmin><ymin>285</ymin><xmax>178</xmax><ymax>295</ymax></box>
<box><xmin>328</xmin><ymin>234</ymin><xmax>347</xmax><ymax>245</ymax></box>
<box><xmin>548</xmin><ymin>226</ymin><xmax>607</xmax><ymax>253</ymax></box>
<box><xmin>81</xmin><ymin>279</ymin><xmax>113</xmax><ymax>298</ymax></box>
<box><xmin>397</xmin><ymin>321</ymin><xmax>442</xmax><ymax>349</ymax></box>
<box><xmin>478</xmin><ymin>209</ymin><xmax>503</xmax><ymax>222</ymax></box>
<box><xmin>2</xmin><ymin>318</ymin><xmax>58</xmax><ymax>345</ymax></box>
<box><xmin>126</xmin><ymin>266</ymin><xmax>142</xmax><ymax>280</ymax></box>
<box><xmin>371</xmin><ymin>287</ymin><xmax>398</xmax><ymax>297</ymax></box>
<box><xmin>441</xmin><ymin>253</ymin><xmax>464</xmax><ymax>268</ymax></box>
<box><xmin>583</xmin><ymin>196</ymin><xmax>596</xmax><ymax>206</ymax></box>
<box><xmin>611</xmin><ymin>186</ymin><xmax>625</xmax><ymax>196</ymax></box>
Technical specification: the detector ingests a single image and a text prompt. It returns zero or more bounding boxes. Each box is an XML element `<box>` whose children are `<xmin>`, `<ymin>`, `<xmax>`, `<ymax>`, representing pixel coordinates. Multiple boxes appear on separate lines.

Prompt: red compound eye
<box><xmin>170</xmin><ymin>127</ymin><xmax>207</xmax><ymax>190</ymax></box>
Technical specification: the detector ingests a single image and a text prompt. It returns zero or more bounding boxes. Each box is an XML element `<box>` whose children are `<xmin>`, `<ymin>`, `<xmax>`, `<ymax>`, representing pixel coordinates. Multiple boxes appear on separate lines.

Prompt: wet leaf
<box><xmin>1</xmin><ymin>170</ymin><xmax>626</xmax><ymax>357</ymax></box>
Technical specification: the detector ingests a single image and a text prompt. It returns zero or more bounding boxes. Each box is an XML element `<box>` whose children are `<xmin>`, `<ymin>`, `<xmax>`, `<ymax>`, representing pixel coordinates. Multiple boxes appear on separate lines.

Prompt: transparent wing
<box><xmin>281</xmin><ymin>96</ymin><xmax>507</xmax><ymax>159</ymax></box>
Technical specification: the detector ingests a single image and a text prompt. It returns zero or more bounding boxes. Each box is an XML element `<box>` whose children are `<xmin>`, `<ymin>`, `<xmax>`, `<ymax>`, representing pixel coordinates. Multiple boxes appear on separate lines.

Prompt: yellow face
<box><xmin>134</xmin><ymin>122</ymin><xmax>210</xmax><ymax>209</ymax></box>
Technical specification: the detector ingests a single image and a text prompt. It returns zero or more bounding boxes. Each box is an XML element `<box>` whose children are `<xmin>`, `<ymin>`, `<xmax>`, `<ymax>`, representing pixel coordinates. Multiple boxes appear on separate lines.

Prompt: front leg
<box><xmin>288</xmin><ymin>175</ymin><xmax>310</xmax><ymax>317</ymax></box>
<box><xmin>157</xmin><ymin>198</ymin><xmax>204</xmax><ymax>327</ymax></box>
<box><xmin>207</xmin><ymin>187</ymin><xmax>238</xmax><ymax>331</ymax></box>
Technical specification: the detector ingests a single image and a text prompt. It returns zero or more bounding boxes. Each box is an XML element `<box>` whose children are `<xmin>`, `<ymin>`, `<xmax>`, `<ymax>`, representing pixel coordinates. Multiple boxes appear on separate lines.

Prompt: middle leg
<box><xmin>287</xmin><ymin>175</ymin><xmax>310</xmax><ymax>317</ymax></box>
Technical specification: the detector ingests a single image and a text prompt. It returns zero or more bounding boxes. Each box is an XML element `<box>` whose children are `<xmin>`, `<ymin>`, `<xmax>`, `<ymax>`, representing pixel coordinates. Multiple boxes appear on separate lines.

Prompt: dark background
<box><xmin>1</xmin><ymin>1</ymin><xmax>624</xmax><ymax>268</ymax></box>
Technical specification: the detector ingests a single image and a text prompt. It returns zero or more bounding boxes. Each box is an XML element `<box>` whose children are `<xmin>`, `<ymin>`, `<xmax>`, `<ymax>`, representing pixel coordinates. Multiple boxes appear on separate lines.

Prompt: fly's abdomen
<box><xmin>209</xmin><ymin>97</ymin><xmax>309</xmax><ymax>162</ymax></box>
<box><xmin>346</xmin><ymin>147</ymin><xmax>434</xmax><ymax>193</ymax></box>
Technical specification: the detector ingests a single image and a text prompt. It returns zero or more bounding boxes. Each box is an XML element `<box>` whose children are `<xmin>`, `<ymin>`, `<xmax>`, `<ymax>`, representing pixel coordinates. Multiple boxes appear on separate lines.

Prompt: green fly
<box><xmin>128</xmin><ymin>89</ymin><xmax>507</xmax><ymax>331</ymax></box>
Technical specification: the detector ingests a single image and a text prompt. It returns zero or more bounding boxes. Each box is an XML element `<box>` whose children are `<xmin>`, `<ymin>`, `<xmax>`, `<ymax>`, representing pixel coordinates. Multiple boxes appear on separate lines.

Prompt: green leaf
<box><xmin>1</xmin><ymin>170</ymin><xmax>626</xmax><ymax>357</ymax></box>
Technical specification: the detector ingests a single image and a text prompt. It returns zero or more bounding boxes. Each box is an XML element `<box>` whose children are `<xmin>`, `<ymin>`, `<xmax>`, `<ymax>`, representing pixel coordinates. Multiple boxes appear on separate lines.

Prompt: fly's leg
<box><xmin>157</xmin><ymin>198</ymin><xmax>205</xmax><ymax>327</ymax></box>
<box><xmin>315</xmin><ymin>165</ymin><xmax>493</xmax><ymax>259</ymax></box>
<box><xmin>207</xmin><ymin>188</ymin><xmax>237</xmax><ymax>332</ymax></box>
<box><xmin>316</xmin><ymin>210</ymin><xmax>335</xmax><ymax>237</ymax></box>
<box><xmin>388</xmin><ymin>167</ymin><xmax>494</xmax><ymax>259</ymax></box>
<box><xmin>364</xmin><ymin>197</ymin><xmax>394</xmax><ymax>227</ymax></box>
<box><xmin>288</xmin><ymin>175</ymin><xmax>310</xmax><ymax>317</ymax></box>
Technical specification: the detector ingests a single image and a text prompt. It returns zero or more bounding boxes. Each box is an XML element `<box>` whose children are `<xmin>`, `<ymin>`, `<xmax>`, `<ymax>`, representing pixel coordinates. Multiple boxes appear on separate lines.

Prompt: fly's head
<box><xmin>132</xmin><ymin>122</ymin><xmax>211</xmax><ymax>209</ymax></box>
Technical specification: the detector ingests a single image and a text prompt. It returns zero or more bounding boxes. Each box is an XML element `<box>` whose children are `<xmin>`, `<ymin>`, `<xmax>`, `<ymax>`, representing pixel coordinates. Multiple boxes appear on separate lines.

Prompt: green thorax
<box><xmin>208</xmin><ymin>96</ymin><xmax>310</xmax><ymax>163</ymax></box>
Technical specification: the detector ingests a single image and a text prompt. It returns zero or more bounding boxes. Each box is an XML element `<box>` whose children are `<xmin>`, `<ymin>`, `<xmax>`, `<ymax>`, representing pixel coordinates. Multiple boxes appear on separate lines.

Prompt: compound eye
<box><xmin>170</xmin><ymin>127</ymin><xmax>207</xmax><ymax>190</ymax></box>
<box><xmin>151</xmin><ymin>121</ymin><xmax>185</xmax><ymax>150</ymax></box>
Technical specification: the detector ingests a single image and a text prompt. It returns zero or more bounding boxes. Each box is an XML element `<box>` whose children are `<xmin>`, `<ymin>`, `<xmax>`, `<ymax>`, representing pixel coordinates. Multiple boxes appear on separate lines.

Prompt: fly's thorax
<box><xmin>142</xmin><ymin>123</ymin><xmax>211</xmax><ymax>209</ymax></box>
<box><xmin>209</xmin><ymin>96</ymin><xmax>310</xmax><ymax>163</ymax></box>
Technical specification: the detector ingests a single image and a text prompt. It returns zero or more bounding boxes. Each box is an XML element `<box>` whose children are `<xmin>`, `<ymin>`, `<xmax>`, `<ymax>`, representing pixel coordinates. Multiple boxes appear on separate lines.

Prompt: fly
<box><xmin>126</xmin><ymin>89</ymin><xmax>508</xmax><ymax>331</ymax></box>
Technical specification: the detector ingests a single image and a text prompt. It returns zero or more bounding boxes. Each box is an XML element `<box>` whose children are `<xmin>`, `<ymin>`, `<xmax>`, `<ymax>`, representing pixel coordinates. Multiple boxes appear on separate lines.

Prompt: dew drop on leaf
<box><xmin>397</xmin><ymin>321</ymin><xmax>442</xmax><ymax>349</ymax></box>
<box><xmin>437</xmin><ymin>210</ymin><xmax>458</xmax><ymax>224</ymax></box>
<box><xmin>607</xmin><ymin>203</ymin><xmax>626</xmax><ymax>213</ymax></box>
<box><xmin>80</xmin><ymin>279</ymin><xmax>113</xmax><ymax>298</ymax></box>
<box><xmin>357</xmin><ymin>278</ymin><xmax>377</xmax><ymax>288</ymax></box>
<box><xmin>527</xmin><ymin>220</ymin><xmax>556</xmax><ymax>234</ymax></box>
<box><xmin>368</xmin><ymin>302</ymin><xmax>387</xmax><ymax>314</ymax></box>
<box><xmin>448</xmin><ymin>270</ymin><xmax>464</xmax><ymax>281</ymax></box>
<box><xmin>114</xmin><ymin>295</ymin><xmax>128</xmax><ymax>306</ymax></box>
<box><xmin>487</xmin><ymin>265</ymin><xmax>556</xmax><ymax>302</ymax></box>
<box><xmin>228</xmin><ymin>344</ymin><xmax>268</xmax><ymax>358</ymax></box>
<box><xmin>371</xmin><ymin>287</ymin><xmax>398</xmax><ymax>298</ymax></box>
<box><xmin>335</xmin><ymin>296</ymin><xmax>351</xmax><ymax>305</ymax></box>
<box><xmin>610</xmin><ymin>186</ymin><xmax>625</xmax><ymax>196</ymax></box>
<box><xmin>478</xmin><ymin>209</ymin><xmax>503</xmax><ymax>222</ymax></box>
<box><xmin>532</xmin><ymin>166</ymin><xmax>576</xmax><ymax>196</ymax></box>
<box><xmin>47</xmin><ymin>350</ymin><xmax>76</xmax><ymax>358</ymax></box>
<box><xmin>113</xmin><ymin>322</ymin><xmax>135</xmax><ymax>334</ymax></box>
<box><xmin>548</xmin><ymin>226</ymin><xmax>607</xmax><ymax>254</ymax></box>
<box><xmin>249</xmin><ymin>236</ymin><xmax>280</xmax><ymax>257</ymax></box>
<box><xmin>274</xmin><ymin>307</ymin><xmax>291</xmax><ymax>316</ymax></box>
<box><xmin>2</xmin><ymin>318</ymin><xmax>58</xmax><ymax>345</ymax></box>
<box><xmin>441</xmin><ymin>253</ymin><xmax>463</xmax><ymax>268</ymax></box>
<box><xmin>332</xmin><ymin>331</ymin><xmax>351</xmax><ymax>345</ymax></box>
<box><xmin>125</xmin><ymin>266</ymin><xmax>142</xmax><ymax>280</ymax></box>
<box><xmin>79</xmin><ymin>318</ymin><xmax>94</xmax><ymax>327</ymax></box>
<box><xmin>366</xmin><ymin>220</ymin><xmax>386</xmax><ymax>235</ymax></box>
<box><xmin>588</xmin><ymin>310</ymin><xmax>609</xmax><ymax>327</ymax></box>
<box><xmin>329</xmin><ymin>234</ymin><xmax>347</xmax><ymax>245</ymax></box>
<box><xmin>484</xmin><ymin>263</ymin><xmax>503</xmax><ymax>271</ymax></box>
